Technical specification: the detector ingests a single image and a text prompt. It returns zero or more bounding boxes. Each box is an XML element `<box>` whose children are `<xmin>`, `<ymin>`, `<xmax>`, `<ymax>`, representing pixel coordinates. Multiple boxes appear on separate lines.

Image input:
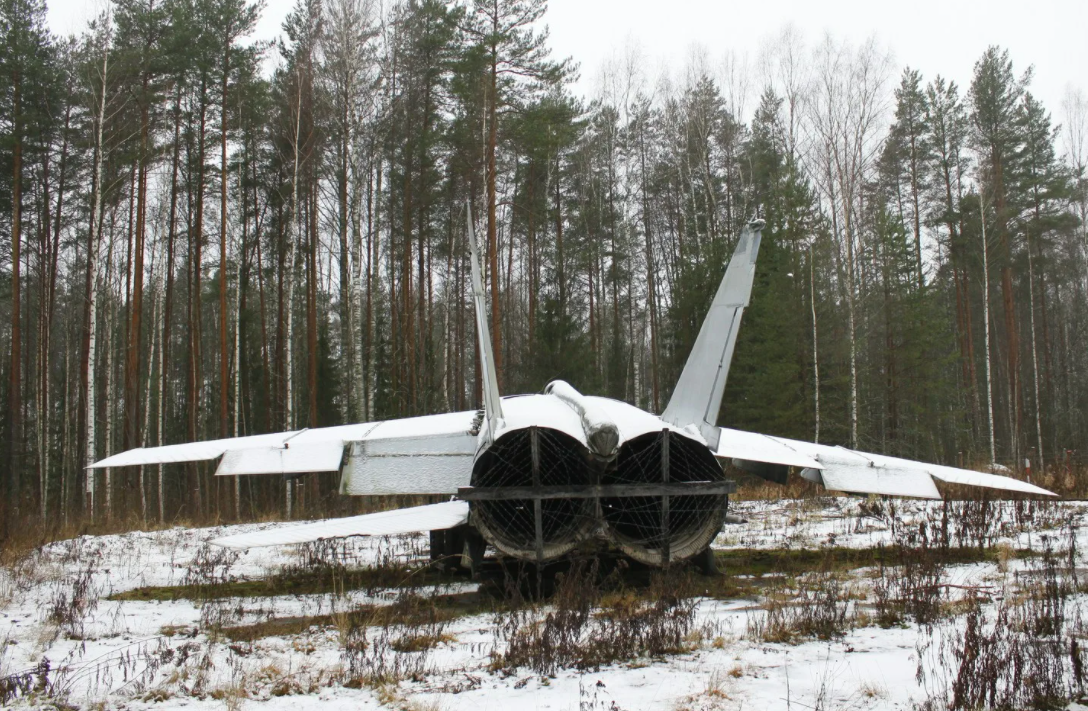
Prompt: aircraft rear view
<box><xmin>89</xmin><ymin>209</ymin><xmax>1056</xmax><ymax>570</ymax></box>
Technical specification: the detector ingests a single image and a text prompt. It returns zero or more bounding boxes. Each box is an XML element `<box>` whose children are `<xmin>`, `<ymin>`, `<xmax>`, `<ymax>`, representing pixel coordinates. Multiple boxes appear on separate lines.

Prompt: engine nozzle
<box><xmin>469</xmin><ymin>427</ymin><xmax>595</xmax><ymax>561</ymax></box>
<box><xmin>601</xmin><ymin>430</ymin><xmax>728</xmax><ymax>566</ymax></box>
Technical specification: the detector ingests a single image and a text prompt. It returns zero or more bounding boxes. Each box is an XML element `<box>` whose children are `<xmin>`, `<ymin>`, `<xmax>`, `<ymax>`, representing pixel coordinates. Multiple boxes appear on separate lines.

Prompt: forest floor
<box><xmin>2</xmin><ymin>496</ymin><xmax>1087</xmax><ymax>710</ymax></box>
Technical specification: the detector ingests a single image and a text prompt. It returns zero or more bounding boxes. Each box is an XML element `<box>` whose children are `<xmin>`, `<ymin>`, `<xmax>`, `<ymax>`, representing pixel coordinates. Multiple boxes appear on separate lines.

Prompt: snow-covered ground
<box><xmin>1</xmin><ymin>497</ymin><xmax>1085</xmax><ymax>710</ymax></box>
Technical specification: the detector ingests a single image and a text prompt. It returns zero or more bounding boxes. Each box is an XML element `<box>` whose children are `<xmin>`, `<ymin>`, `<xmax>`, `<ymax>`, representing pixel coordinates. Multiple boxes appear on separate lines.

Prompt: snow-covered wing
<box><xmin>211</xmin><ymin>501</ymin><xmax>471</xmax><ymax>549</ymax></box>
<box><xmin>797</xmin><ymin>441</ymin><xmax>1055</xmax><ymax>497</ymax></box>
<box><xmin>719</xmin><ymin>427</ymin><xmax>1056</xmax><ymax>498</ymax></box>
<box><xmin>89</xmin><ymin>411</ymin><xmax>478</xmax><ymax>476</ymax></box>
<box><xmin>89</xmin><ymin>431</ymin><xmax>299</xmax><ymax>468</ymax></box>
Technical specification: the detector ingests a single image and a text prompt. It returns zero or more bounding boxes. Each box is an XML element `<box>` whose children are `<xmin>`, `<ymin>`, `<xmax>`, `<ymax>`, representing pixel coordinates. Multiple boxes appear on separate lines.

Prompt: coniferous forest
<box><xmin>0</xmin><ymin>0</ymin><xmax>1086</xmax><ymax>536</ymax></box>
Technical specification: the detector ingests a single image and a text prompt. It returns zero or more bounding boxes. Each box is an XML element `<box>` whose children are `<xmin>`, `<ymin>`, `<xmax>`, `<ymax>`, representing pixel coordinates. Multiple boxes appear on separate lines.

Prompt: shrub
<box><xmin>492</xmin><ymin>560</ymin><xmax>703</xmax><ymax>673</ymax></box>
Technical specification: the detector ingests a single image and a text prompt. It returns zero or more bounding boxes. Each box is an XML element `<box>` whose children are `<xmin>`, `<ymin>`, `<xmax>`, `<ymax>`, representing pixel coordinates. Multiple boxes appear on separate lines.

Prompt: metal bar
<box><xmin>281</xmin><ymin>428</ymin><xmax>310</xmax><ymax>448</ymax></box>
<box><xmin>661</xmin><ymin>428</ymin><xmax>671</xmax><ymax>568</ymax></box>
<box><xmin>457</xmin><ymin>481</ymin><xmax>736</xmax><ymax>501</ymax></box>
<box><xmin>531</xmin><ymin>426</ymin><xmax>544</xmax><ymax>566</ymax></box>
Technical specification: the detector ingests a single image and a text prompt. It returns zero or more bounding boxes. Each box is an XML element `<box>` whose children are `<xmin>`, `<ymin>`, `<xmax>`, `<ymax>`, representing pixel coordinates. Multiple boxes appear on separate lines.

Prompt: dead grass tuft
<box><xmin>491</xmin><ymin>560</ymin><xmax>707</xmax><ymax>674</ymax></box>
<box><xmin>747</xmin><ymin>545</ymin><xmax>861</xmax><ymax>644</ymax></box>
<box><xmin>339</xmin><ymin>585</ymin><xmax>457</xmax><ymax>689</ymax></box>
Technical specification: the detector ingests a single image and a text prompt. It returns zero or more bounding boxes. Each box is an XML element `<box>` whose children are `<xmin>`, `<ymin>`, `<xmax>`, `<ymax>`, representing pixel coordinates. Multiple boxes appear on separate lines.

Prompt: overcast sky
<box><xmin>47</xmin><ymin>0</ymin><xmax>1087</xmax><ymax>125</ymax></box>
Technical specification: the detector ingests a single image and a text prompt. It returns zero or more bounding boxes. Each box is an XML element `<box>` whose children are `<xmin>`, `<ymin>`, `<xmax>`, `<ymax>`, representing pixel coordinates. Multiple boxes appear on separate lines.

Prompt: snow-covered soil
<box><xmin>2</xmin><ymin>497</ymin><xmax>1085</xmax><ymax>710</ymax></box>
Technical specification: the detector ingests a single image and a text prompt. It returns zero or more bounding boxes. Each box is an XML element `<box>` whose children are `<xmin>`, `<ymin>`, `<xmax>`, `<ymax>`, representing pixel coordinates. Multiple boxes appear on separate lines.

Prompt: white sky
<box><xmin>47</xmin><ymin>0</ymin><xmax>1087</xmax><ymax>125</ymax></box>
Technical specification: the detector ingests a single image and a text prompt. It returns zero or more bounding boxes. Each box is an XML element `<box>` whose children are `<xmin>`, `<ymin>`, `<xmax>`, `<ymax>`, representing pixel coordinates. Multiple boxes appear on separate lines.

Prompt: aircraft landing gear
<box><xmin>694</xmin><ymin>545</ymin><xmax>720</xmax><ymax>576</ymax></box>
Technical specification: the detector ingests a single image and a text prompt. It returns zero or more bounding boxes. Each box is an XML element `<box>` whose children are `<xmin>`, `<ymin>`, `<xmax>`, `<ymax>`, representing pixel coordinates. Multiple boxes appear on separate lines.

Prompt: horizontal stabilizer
<box><xmin>211</xmin><ymin>501</ymin><xmax>471</xmax><ymax>549</ymax></box>
<box><xmin>718</xmin><ymin>427</ymin><xmax>1056</xmax><ymax>499</ymax></box>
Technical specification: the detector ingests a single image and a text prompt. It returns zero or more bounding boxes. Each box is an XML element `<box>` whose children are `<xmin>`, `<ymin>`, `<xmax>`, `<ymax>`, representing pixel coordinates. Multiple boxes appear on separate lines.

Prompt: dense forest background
<box><xmin>0</xmin><ymin>0</ymin><xmax>1086</xmax><ymax>535</ymax></box>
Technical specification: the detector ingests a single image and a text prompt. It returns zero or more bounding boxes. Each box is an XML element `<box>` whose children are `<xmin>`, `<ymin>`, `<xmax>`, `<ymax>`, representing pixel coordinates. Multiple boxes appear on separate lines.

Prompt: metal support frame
<box><xmin>531</xmin><ymin>426</ymin><xmax>544</xmax><ymax>566</ymax></box>
<box><xmin>457</xmin><ymin>481</ymin><xmax>736</xmax><ymax>501</ymax></box>
<box><xmin>531</xmin><ymin>426</ymin><xmax>545</xmax><ymax>596</ymax></box>
<box><xmin>661</xmin><ymin>428</ymin><xmax>671</xmax><ymax>568</ymax></box>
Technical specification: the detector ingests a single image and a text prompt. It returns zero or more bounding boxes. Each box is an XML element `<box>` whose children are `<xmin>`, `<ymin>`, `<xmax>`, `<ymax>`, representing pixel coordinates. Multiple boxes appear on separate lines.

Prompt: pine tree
<box><xmin>926</xmin><ymin>76</ymin><xmax>979</xmax><ymax>437</ymax></box>
<box><xmin>721</xmin><ymin>89</ymin><xmax>818</xmax><ymax>440</ymax></box>
<box><xmin>113</xmin><ymin>0</ymin><xmax>172</xmax><ymax>457</ymax></box>
<box><xmin>1018</xmin><ymin>91</ymin><xmax>1076</xmax><ymax>468</ymax></box>
<box><xmin>969</xmin><ymin>46</ymin><xmax>1029</xmax><ymax>457</ymax></box>
<box><xmin>206</xmin><ymin>0</ymin><xmax>260</xmax><ymax>439</ymax></box>
<box><xmin>0</xmin><ymin>0</ymin><xmax>56</xmax><ymax>528</ymax></box>
<box><xmin>466</xmin><ymin>0</ymin><xmax>567</xmax><ymax>388</ymax></box>
<box><xmin>885</xmin><ymin>68</ymin><xmax>930</xmax><ymax>289</ymax></box>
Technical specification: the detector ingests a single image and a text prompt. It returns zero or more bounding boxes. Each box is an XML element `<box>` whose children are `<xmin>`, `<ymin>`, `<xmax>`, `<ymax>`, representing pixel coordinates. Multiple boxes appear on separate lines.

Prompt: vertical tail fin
<box><xmin>466</xmin><ymin>201</ymin><xmax>504</xmax><ymax>440</ymax></box>
<box><xmin>662</xmin><ymin>220</ymin><xmax>765</xmax><ymax>449</ymax></box>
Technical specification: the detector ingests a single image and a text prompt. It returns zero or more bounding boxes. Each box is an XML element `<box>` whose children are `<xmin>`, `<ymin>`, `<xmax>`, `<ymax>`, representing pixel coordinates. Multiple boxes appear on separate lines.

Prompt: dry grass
<box><xmin>390</xmin><ymin>632</ymin><xmax>456</xmax><ymax>653</ymax></box>
<box><xmin>857</xmin><ymin>679</ymin><xmax>887</xmax><ymax>700</ymax></box>
<box><xmin>916</xmin><ymin>528</ymin><xmax>1088</xmax><ymax>710</ymax></box>
<box><xmin>113</xmin><ymin>538</ymin><xmax>446</xmax><ymax>604</ymax></box>
<box><xmin>209</xmin><ymin>680</ymin><xmax>248</xmax><ymax>711</ymax></box>
<box><xmin>732</xmin><ymin>476</ymin><xmax>822</xmax><ymax>501</ymax></box>
<box><xmin>338</xmin><ymin>583</ymin><xmax>462</xmax><ymax>690</ymax></box>
<box><xmin>491</xmin><ymin>560</ymin><xmax>709</xmax><ymax>674</ymax></box>
<box><xmin>672</xmin><ymin>667</ymin><xmax>734</xmax><ymax>710</ymax></box>
<box><xmin>216</xmin><ymin>591</ymin><xmax>480</xmax><ymax>644</ymax></box>
<box><xmin>5</xmin><ymin>491</ymin><xmax>1086</xmax><ymax>709</ymax></box>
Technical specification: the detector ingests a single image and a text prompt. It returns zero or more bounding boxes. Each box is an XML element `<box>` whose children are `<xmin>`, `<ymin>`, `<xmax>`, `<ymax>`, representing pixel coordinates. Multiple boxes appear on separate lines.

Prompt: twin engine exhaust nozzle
<box><xmin>467</xmin><ymin>381</ymin><xmax>730</xmax><ymax>567</ymax></box>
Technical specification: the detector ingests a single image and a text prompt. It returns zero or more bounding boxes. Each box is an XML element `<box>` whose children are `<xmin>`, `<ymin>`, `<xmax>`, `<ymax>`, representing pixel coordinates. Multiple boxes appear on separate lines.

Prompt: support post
<box><xmin>531</xmin><ymin>426</ymin><xmax>544</xmax><ymax>595</ymax></box>
<box><xmin>430</xmin><ymin>530</ymin><xmax>446</xmax><ymax>564</ymax></box>
<box><xmin>661</xmin><ymin>428</ymin><xmax>671</xmax><ymax>568</ymax></box>
<box><xmin>463</xmin><ymin>528</ymin><xmax>487</xmax><ymax>577</ymax></box>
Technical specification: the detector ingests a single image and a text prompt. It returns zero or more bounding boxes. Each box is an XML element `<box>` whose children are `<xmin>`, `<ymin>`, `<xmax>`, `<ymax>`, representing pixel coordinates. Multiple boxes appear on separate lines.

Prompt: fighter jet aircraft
<box><xmin>90</xmin><ymin>208</ymin><xmax>1054</xmax><ymax>568</ymax></box>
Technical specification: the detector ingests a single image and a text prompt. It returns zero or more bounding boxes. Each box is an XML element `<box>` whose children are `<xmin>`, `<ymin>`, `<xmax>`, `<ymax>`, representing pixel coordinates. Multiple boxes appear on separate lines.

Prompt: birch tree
<box><xmin>82</xmin><ymin>9</ymin><xmax>114</xmax><ymax>520</ymax></box>
<box><xmin>806</xmin><ymin>35</ymin><xmax>891</xmax><ymax>448</ymax></box>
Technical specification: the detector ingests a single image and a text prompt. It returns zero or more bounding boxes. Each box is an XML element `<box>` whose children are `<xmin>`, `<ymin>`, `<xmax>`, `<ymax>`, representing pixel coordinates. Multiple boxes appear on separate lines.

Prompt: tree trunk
<box><xmin>84</xmin><ymin>37</ymin><xmax>110</xmax><ymax>520</ymax></box>
<box><xmin>981</xmin><ymin>198</ymin><xmax>997</xmax><ymax>465</ymax></box>
<box><xmin>307</xmin><ymin>183</ymin><xmax>318</xmax><ymax>427</ymax></box>
<box><xmin>103</xmin><ymin>208</ymin><xmax>118</xmax><ymax>521</ymax></box>
<box><xmin>9</xmin><ymin>72</ymin><xmax>23</xmax><ymax>524</ymax></box>
<box><xmin>189</xmin><ymin>80</ymin><xmax>209</xmax><ymax>517</ymax></box>
<box><xmin>1028</xmin><ymin>238</ymin><xmax>1044</xmax><ymax>475</ymax></box>
<box><xmin>124</xmin><ymin>86</ymin><xmax>151</xmax><ymax>452</ymax></box>
<box><xmin>486</xmin><ymin>43</ymin><xmax>502</xmax><ymax>388</ymax></box>
<box><xmin>220</xmin><ymin>46</ymin><xmax>231</xmax><ymax>438</ymax></box>
<box><xmin>160</xmin><ymin>85</ymin><xmax>181</xmax><ymax>523</ymax></box>
<box><xmin>810</xmin><ymin>245</ymin><xmax>820</xmax><ymax>443</ymax></box>
<box><xmin>338</xmin><ymin>98</ymin><xmax>353</xmax><ymax>421</ymax></box>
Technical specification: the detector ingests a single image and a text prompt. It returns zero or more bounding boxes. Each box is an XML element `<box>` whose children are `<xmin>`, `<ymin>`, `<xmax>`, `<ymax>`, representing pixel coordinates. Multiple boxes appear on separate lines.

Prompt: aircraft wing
<box><xmin>211</xmin><ymin>501</ymin><xmax>470</xmax><ymax>549</ymax></box>
<box><xmin>716</xmin><ymin>427</ymin><xmax>1056</xmax><ymax>498</ymax></box>
<box><xmin>88</xmin><ymin>411</ymin><xmax>480</xmax><ymax>488</ymax></box>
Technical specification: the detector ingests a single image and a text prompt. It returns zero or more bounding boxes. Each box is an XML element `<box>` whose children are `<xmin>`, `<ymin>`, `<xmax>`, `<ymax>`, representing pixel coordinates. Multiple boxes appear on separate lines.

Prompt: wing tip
<box><xmin>87</xmin><ymin>449</ymin><xmax>143</xmax><ymax>469</ymax></box>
